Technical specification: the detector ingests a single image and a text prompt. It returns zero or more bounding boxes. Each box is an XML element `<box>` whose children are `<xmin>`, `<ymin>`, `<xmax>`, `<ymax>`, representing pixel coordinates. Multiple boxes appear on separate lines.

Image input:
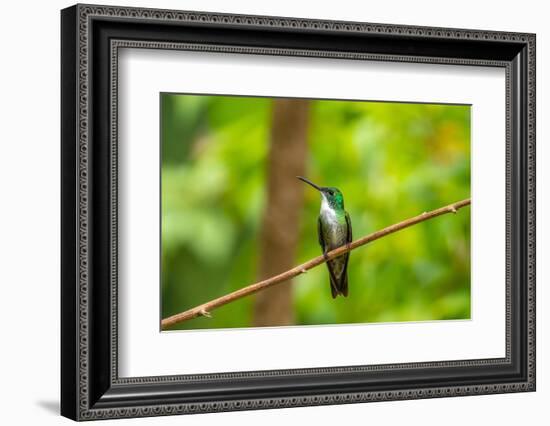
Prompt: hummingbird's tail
<box><xmin>330</xmin><ymin>282</ymin><xmax>338</xmax><ymax>299</ymax></box>
<box><xmin>340</xmin><ymin>274</ymin><xmax>349</xmax><ymax>297</ymax></box>
<box><xmin>329</xmin><ymin>272</ymin><xmax>349</xmax><ymax>298</ymax></box>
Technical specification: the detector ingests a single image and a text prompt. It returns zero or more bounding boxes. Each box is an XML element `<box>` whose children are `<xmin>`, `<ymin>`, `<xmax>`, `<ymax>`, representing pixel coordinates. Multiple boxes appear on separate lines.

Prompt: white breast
<box><xmin>320</xmin><ymin>195</ymin><xmax>338</xmax><ymax>225</ymax></box>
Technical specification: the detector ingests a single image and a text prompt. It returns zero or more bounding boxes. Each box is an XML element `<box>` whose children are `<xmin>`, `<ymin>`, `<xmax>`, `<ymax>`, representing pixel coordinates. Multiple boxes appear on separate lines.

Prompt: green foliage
<box><xmin>161</xmin><ymin>94</ymin><xmax>470</xmax><ymax>330</ymax></box>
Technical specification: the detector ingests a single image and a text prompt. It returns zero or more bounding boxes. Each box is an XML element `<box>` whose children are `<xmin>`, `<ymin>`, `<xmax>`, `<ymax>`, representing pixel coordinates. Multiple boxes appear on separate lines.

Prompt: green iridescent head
<box><xmin>297</xmin><ymin>176</ymin><xmax>345</xmax><ymax>210</ymax></box>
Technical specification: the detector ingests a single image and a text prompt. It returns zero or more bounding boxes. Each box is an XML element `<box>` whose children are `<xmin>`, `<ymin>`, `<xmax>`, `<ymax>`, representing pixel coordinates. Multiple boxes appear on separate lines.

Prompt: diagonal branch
<box><xmin>161</xmin><ymin>198</ymin><xmax>471</xmax><ymax>329</ymax></box>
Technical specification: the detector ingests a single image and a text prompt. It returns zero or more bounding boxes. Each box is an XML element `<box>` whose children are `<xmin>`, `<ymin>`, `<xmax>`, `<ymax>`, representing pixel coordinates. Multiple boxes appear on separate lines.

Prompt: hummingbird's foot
<box><xmin>300</xmin><ymin>268</ymin><xmax>308</xmax><ymax>274</ymax></box>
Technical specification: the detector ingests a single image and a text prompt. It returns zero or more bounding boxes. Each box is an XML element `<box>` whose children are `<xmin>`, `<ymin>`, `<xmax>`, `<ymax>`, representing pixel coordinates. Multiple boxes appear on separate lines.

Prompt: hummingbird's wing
<box><xmin>345</xmin><ymin>211</ymin><xmax>352</xmax><ymax>244</ymax></box>
<box><xmin>317</xmin><ymin>216</ymin><xmax>326</xmax><ymax>253</ymax></box>
<box><xmin>339</xmin><ymin>212</ymin><xmax>353</xmax><ymax>297</ymax></box>
<box><xmin>318</xmin><ymin>216</ymin><xmax>340</xmax><ymax>298</ymax></box>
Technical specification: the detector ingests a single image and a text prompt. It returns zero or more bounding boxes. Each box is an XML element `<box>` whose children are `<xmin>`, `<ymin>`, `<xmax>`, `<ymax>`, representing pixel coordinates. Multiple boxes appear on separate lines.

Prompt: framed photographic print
<box><xmin>61</xmin><ymin>3</ymin><xmax>536</xmax><ymax>421</ymax></box>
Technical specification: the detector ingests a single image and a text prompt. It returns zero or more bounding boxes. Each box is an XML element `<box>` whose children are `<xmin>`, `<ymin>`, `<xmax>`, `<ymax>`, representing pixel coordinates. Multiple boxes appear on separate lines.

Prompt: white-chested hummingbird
<box><xmin>297</xmin><ymin>176</ymin><xmax>352</xmax><ymax>298</ymax></box>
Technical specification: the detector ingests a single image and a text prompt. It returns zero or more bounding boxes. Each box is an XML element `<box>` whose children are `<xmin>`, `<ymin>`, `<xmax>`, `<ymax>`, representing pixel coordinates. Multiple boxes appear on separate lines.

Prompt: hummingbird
<box><xmin>297</xmin><ymin>176</ymin><xmax>352</xmax><ymax>298</ymax></box>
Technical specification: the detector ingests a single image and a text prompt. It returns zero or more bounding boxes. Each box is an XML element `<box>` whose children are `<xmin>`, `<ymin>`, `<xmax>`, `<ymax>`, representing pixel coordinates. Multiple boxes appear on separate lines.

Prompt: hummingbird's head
<box><xmin>297</xmin><ymin>176</ymin><xmax>345</xmax><ymax>210</ymax></box>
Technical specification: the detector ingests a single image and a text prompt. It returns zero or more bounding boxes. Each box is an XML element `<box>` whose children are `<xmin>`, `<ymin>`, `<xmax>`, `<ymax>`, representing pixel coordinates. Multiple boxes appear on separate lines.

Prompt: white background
<box><xmin>0</xmin><ymin>0</ymin><xmax>547</xmax><ymax>425</ymax></box>
<box><xmin>119</xmin><ymin>50</ymin><xmax>505</xmax><ymax>376</ymax></box>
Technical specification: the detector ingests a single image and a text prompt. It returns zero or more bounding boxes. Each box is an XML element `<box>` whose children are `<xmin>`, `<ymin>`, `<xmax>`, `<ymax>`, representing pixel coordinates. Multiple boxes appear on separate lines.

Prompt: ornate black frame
<box><xmin>61</xmin><ymin>3</ymin><xmax>536</xmax><ymax>421</ymax></box>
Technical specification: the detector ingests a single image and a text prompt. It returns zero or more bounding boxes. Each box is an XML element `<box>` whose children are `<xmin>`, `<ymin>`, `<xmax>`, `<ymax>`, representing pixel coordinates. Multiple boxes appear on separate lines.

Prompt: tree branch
<box><xmin>161</xmin><ymin>198</ymin><xmax>471</xmax><ymax>329</ymax></box>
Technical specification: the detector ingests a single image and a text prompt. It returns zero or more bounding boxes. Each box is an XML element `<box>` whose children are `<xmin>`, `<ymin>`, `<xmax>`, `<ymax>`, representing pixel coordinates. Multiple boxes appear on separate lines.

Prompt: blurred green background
<box><xmin>161</xmin><ymin>94</ymin><xmax>470</xmax><ymax>331</ymax></box>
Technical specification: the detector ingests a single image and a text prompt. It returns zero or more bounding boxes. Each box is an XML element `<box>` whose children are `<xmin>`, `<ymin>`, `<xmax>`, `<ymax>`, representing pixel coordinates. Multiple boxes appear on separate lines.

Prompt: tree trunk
<box><xmin>253</xmin><ymin>99</ymin><xmax>310</xmax><ymax>327</ymax></box>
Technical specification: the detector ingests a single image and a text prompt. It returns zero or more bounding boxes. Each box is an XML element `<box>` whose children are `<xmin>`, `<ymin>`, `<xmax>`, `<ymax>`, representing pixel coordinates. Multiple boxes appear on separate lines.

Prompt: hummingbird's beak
<box><xmin>296</xmin><ymin>176</ymin><xmax>322</xmax><ymax>192</ymax></box>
